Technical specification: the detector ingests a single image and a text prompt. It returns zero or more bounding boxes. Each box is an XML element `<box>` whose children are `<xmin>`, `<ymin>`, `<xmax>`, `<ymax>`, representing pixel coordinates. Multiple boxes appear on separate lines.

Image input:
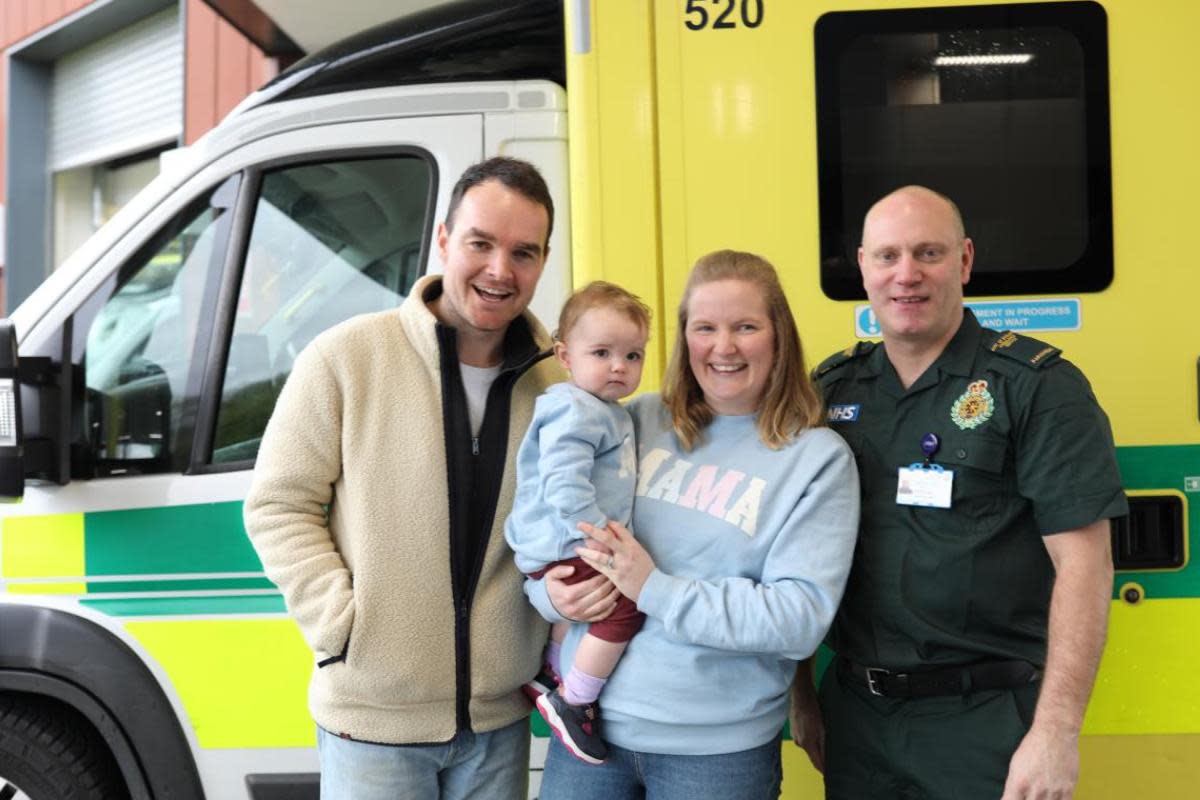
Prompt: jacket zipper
<box><xmin>456</xmin><ymin>435</ymin><xmax>480</xmax><ymax>728</ymax></box>
<box><xmin>446</xmin><ymin>328</ymin><xmax>553</xmax><ymax>734</ymax></box>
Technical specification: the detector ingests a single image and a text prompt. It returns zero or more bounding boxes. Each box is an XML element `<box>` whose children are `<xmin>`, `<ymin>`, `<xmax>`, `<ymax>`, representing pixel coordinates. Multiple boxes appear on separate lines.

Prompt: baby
<box><xmin>506</xmin><ymin>281</ymin><xmax>650</xmax><ymax>765</ymax></box>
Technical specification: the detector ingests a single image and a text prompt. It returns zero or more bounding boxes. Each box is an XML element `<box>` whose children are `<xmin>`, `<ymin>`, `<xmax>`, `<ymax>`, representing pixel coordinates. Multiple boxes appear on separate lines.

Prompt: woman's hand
<box><xmin>544</xmin><ymin>563</ymin><xmax>618</xmax><ymax>623</ymax></box>
<box><xmin>576</xmin><ymin>520</ymin><xmax>656</xmax><ymax>603</ymax></box>
<box><xmin>790</xmin><ymin>660</ymin><xmax>826</xmax><ymax>774</ymax></box>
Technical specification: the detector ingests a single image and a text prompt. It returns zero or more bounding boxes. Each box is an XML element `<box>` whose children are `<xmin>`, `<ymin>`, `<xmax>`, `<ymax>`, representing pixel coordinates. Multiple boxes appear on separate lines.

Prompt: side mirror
<box><xmin>0</xmin><ymin>319</ymin><xmax>25</xmax><ymax>501</ymax></box>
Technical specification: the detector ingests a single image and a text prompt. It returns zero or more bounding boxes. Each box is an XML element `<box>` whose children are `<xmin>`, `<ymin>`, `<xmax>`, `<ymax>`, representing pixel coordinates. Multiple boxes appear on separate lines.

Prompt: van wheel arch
<box><xmin>0</xmin><ymin>691</ymin><xmax>130</xmax><ymax>800</ymax></box>
<box><xmin>0</xmin><ymin>605</ymin><xmax>203</xmax><ymax>800</ymax></box>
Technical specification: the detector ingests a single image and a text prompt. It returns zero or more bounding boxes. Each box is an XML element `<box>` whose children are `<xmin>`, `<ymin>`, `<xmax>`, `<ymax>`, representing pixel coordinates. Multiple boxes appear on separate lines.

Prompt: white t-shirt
<box><xmin>459</xmin><ymin>362</ymin><xmax>502</xmax><ymax>436</ymax></box>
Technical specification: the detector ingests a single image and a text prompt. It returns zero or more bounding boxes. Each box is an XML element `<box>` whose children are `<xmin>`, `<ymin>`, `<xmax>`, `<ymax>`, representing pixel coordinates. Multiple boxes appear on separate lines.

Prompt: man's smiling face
<box><xmin>435</xmin><ymin>178</ymin><xmax>549</xmax><ymax>338</ymax></box>
<box><xmin>858</xmin><ymin>187</ymin><xmax>973</xmax><ymax>350</ymax></box>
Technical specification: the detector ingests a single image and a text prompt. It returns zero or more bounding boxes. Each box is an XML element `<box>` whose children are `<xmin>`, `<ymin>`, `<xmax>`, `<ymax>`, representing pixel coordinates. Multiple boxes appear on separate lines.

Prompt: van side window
<box><xmin>814</xmin><ymin>2</ymin><xmax>1111</xmax><ymax>299</ymax></box>
<box><xmin>210</xmin><ymin>155</ymin><xmax>433</xmax><ymax>465</ymax></box>
<box><xmin>78</xmin><ymin>181</ymin><xmax>235</xmax><ymax>476</ymax></box>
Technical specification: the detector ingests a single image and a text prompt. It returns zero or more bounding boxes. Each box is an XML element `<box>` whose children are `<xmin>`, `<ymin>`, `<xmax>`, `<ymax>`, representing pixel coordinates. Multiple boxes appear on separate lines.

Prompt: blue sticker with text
<box><xmin>854</xmin><ymin>299</ymin><xmax>1081</xmax><ymax>338</ymax></box>
<box><xmin>964</xmin><ymin>299</ymin><xmax>1080</xmax><ymax>331</ymax></box>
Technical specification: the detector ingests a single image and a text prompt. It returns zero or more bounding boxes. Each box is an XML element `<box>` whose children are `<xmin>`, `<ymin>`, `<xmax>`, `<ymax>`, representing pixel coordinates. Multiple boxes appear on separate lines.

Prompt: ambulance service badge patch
<box><xmin>951</xmin><ymin>379</ymin><xmax>994</xmax><ymax>430</ymax></box>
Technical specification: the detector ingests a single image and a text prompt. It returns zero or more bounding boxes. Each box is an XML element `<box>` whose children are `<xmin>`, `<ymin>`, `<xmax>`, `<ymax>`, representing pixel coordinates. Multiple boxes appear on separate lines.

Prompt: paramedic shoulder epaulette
<box><xmin>814</xmin><ymin>341</ymin><xmax>877</xmax><ymax>377</ymax></box>
<box><xmin>983</xmin><ymin>329</ymin><xmax>1062</xmax><ymax>369</ymax></box>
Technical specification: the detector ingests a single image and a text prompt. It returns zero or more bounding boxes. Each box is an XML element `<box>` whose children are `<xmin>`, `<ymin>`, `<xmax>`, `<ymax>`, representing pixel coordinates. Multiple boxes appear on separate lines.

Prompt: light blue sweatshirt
<box><xmin>505</xmin><ymin>382</ymin><xmax>637</xmax><ymax>574</ymax></box>
<box><xmin>526</xmin><ymin>394</ymin><xmax>860</xmax><ymax>755</ymax></box>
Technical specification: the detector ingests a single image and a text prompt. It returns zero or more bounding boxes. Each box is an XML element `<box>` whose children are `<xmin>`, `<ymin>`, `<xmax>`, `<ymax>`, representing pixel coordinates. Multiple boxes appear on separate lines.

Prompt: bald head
<box><xmin>863</xmin><ymin>186</ymin><xmax>965</xmax><ymax>246</ymax></box>
<box><xmin>856</xmin><ymin>185</ymin><xmax>974</xmax><ymax>359</ymax></box>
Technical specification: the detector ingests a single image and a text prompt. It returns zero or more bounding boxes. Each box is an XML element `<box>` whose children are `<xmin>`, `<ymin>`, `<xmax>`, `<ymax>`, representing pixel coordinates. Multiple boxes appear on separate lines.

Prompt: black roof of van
<box><xmin>259</xmin><ymin>0</ymin><xmax>564</xmax><ymax>106</ymax></box>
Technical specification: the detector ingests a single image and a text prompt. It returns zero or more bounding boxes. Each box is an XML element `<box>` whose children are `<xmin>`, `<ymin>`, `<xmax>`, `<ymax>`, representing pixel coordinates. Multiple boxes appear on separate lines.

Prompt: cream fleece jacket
<box><xmin>244</xmin><ymin>275</ymin><xmax>560</xmax><ymax>744</ymax></box>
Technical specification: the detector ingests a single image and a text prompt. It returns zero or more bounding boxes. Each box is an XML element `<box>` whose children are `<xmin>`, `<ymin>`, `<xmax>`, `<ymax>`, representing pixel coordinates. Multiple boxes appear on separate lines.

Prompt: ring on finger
<box><xmin>606</xmin><ymin>555</ymin><xmax>616</xmax><ymax>570</ymax></box>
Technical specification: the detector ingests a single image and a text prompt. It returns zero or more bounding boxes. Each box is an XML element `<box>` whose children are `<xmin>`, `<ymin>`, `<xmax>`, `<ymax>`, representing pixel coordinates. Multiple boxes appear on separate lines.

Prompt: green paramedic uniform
<box><xmin>814</xmin><ymin>310</ymin><xmax>1126</xmax><ymax>800</ymax></box>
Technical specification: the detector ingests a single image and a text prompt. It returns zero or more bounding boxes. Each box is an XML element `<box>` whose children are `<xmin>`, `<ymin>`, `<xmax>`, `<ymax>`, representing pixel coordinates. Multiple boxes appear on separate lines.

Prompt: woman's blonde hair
<box><xmin>662</xmin><ymin>249</ymin><xmax>824</xmax><ymax>450</ymax></box>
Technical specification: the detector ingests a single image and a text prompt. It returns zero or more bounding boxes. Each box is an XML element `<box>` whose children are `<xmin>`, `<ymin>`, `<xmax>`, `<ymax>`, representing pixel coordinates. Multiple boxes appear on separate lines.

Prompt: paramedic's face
<box><xmin>858</xmin><ymin>188</ymin><xmax>972</xmax><ymax>350</ymax></box>
<box><xmin>436</xmin><ymin>180</ymin><xmax>549</xmax><ymax>336</ymax></box>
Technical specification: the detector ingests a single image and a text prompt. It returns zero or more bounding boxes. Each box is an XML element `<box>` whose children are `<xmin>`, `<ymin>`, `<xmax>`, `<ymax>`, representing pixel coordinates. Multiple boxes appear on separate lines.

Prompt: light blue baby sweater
<box><xmin>527</xmin><ymin>394</ymin><xmax>860</xmax><ymax>755</ymax></box>
<box><xmin>505</xmin><ymin>382</ymin><xmax>636</xmax><ymax>573</ymax></box>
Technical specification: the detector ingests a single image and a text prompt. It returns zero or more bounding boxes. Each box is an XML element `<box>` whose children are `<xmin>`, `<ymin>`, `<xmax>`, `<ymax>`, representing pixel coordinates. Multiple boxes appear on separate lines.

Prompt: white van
<box><xmin>0</xmin><ymin>3</ymin><xmax>568</xmax><ymax>798</ymax></box>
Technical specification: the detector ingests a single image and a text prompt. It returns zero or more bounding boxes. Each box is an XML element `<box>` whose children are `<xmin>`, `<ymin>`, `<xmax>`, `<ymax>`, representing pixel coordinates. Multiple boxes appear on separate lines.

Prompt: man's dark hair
<box><xmin>444</xmin><ymin>156</ymin><xmax>554</xmax><ymax>248</ymax></box>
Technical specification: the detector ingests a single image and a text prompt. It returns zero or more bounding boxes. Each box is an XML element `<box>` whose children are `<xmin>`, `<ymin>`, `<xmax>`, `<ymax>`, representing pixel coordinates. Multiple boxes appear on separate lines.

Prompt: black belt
<box><xmin>845</xmin><ymin>658</ymin><xmax>1040</xmax><ymax>698</ymax></box>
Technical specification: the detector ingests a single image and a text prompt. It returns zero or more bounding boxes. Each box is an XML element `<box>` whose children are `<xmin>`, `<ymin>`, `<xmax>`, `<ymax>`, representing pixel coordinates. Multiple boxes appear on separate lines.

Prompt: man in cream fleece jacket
<box><xmin>244</xmin><ymin>158</ymin><xmax>570</xmax><ymax>800</ymax></box>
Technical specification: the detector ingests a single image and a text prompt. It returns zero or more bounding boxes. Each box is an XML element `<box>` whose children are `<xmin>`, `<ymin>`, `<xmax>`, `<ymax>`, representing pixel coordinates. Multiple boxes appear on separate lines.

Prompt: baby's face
<box><xmin>556</xmin><ymin>307</ymin><xmax>648</xmax><ymax>402</ymax></box>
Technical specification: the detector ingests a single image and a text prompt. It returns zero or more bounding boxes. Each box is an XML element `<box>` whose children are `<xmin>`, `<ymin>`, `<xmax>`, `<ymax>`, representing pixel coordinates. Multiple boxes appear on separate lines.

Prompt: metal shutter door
<box><xmin>48</xmin><ymin>7</ymin><xmax>182</xmax><ymax>172</ymax></box>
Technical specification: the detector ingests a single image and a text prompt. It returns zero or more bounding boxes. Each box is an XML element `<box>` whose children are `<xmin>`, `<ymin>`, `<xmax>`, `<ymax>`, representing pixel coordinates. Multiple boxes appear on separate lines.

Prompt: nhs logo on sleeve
<box><xmin>827</xmin><ymin>404</ymin><xmax>860</xmax><ymax>422</ymax></box>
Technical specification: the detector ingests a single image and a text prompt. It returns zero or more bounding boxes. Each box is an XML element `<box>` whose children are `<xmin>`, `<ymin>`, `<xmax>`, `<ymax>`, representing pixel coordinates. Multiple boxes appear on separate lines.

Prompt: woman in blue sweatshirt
<box><xmin>531</xmin><ymin>250</ymin><xmax>861</xmax><ymax>799</ymax></box>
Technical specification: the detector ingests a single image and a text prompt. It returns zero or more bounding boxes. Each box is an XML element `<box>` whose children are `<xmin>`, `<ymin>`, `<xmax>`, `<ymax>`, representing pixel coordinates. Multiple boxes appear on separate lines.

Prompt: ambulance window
<box><xmin>76</xmin><ymin>179</ymin><xmax>236</xmax><ymax>476</ymax></box>
<box><xmin>209</xmin><ymin>154</ymin><xmax>433</xmax><ymax>465</ymax></box>
<box><xmin>814</xmin><ymin>2</ymin><xmax>1111</xmax><ymax>299</ymax></box>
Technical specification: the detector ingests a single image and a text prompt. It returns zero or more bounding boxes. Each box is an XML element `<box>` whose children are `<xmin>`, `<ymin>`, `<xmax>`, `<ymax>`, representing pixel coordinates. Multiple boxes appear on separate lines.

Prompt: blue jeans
<box><xmin>316</xmin><ymin>719</ymin><xmax>529</xmax><ymax>800</ymax></box>
<box><xmin>538</xmin><ymin>736</ymin><xmax>782</xmax><ymax>800</ymax></box>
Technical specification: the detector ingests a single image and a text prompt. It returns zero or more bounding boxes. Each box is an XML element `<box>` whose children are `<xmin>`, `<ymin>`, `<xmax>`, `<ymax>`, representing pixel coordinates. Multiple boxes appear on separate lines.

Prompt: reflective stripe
<box><xmin>6</xmin><ymin>581</ymin><xmax>87</xmax><ymax>594</ymax></box>
<box><xmin>83</xmin><ymin>595</ymin><xmax>286</xmax><ymax>616</ymax></box>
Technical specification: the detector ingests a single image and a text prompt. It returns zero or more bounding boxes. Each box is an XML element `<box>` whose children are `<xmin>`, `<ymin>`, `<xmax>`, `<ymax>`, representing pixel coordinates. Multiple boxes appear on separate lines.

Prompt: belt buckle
<box><xmin>864</xmin><ymin>667</ymin><xmax>890</xmax><ymax>696</ymax></box>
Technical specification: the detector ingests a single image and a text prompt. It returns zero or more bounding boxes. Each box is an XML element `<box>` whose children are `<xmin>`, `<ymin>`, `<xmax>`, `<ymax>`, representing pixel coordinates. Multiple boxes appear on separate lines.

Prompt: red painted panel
<box><xmin>184</xmin><ymin>0</ymin><xmax>270</xmax><ymax>143</ymax></box>
<box><xmin>1</xmin><ymin>6</ymin><xmax>12</xmax><ymax>53</ymax></box>
<box><xmin>185</xmin><ymin>0</ymin><xmax>218</xmax><ymax>144</ymax></box>
<box><xmin>9</xmin><ymin>0</ymin><xmax>24</xmax><ymax>44</ymax></box>
<box><xmin>22</xmin><ymin>0</ymin><xmax>42</xmax><ymax>38</ymax></box>
<box><xmin>47</xmin><ymin>0</ymin><xmax>68</xmax><ymax>25</ymax></box>
<box><xmin>250</xmin><ymin>49</ymin><xmax>278</xmax><ymax>91</ymax></box>
<box><xmin>214</xmin><ymin>20</ymin><xmax>250</xmax><ymax>125</ymax></box>
<box><xmin>0</xmin><ymin>55</ymin><xmax>6</xmax><ymax>307</ymax></box>
<box><xmin>0</xmin><ymin>57</ymin><xmax>7</xmax><ymax>207</ymax></box>
<box><xmin>0</xmin><ymin>0</ymin><xmax>76</xmax><ymax>46</ymax></box>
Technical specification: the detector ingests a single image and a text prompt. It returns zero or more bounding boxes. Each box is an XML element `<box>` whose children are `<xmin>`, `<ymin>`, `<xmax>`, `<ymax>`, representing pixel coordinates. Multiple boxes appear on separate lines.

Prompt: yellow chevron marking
<box><xmin>126</xmin><ymin>618</ymin><xmax>315</xmax><ymax>748</ymax></box>
<box><xmin>1</xmin><ymin>513</ymin><xmax>84</xmax><ymax>579</ymax></box>
<box><xmin>1086</xmin><ymin>598</ymin><xmax>1200</xmax><ymax>734</ymax></box>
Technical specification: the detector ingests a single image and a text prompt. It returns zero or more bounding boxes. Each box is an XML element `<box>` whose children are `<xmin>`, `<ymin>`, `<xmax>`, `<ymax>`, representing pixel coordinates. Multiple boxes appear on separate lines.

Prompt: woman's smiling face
<box><xmin>684</xmin><ymin>279</ymin><xmax>775</xmax><ymax>416</ymax></box>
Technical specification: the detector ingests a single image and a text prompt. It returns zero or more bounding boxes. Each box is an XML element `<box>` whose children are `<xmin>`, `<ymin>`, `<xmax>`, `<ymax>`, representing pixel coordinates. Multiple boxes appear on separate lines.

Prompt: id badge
<box><xmin>896</xmin><ymin>463</ymin><xmax>954</xmax><ymax>508</ymax></box>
